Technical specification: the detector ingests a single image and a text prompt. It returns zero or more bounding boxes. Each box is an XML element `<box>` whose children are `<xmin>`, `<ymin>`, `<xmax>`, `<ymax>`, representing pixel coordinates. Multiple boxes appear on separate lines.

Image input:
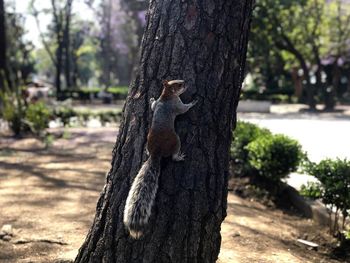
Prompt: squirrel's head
<box><xmin>162</xmin><ymin>80</ymin><xmax>186</xmax><ymax>97</ymax></box>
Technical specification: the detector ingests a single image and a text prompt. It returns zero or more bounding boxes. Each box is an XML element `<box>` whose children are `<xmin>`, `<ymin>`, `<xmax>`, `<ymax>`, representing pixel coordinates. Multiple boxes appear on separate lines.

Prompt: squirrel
<box><xmin>123</xmin><ymin>79</ymin><xmax>197</xmax><ymax>239</ymax></box>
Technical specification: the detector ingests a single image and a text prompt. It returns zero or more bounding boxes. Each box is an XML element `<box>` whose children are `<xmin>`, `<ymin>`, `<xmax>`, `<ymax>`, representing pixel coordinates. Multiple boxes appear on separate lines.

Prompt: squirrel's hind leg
<box><xmin>172</xmin><ymin>135</ymin><xmax>185</xmax><ymax>162</ymax></box>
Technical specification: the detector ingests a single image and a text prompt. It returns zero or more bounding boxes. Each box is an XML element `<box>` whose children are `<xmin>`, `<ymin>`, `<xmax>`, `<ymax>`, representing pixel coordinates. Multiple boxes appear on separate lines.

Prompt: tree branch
<box><xmin>29</xmin><ymin>0</ymin><xmax>57</xmax><ymax>66</ymax></box>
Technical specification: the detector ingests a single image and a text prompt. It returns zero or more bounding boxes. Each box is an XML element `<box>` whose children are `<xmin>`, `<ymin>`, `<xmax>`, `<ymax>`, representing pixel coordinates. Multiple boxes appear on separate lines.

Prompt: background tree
<box><xmin>0</xmin><ymin>0</ymin><xmax>8</xmax><ymax>87</ymax></box>
<box><xmin>1</xmin><ymin>1</ymin><xmax>35</xmax><ymax>90</ymax></box>
<box><xmin>75</xmin><ymin>0</ymin><xmax>253</xmax><ymax>262</ymax></box>
<box><xmin>251</xmin><ymin>0</ymin><xmax>325</xmax><ymax>110</ymax></box>
<box><xmin>99</xmin><ymin>0</ymin><xmax>113</xmax><ymax>88</ymax></box>
<box><xmin>97</xmin><ymin>0</ymin><xmax>146</xmax><ymax>87</ymax></box>
<box><xmin>69</xmin><ymin>20</ymin><xmax>97</xmax><ymax>87</ymax></box>
<box><xmin>30</xmin><ymin>0</ymin><xmax>74</xmax><ymax>98</ymax></box>
<box><xmin>247</xmin><ymin>8</ymin><xmax>291</xmax><ymax>98</ymax></box>
<box><xmin>62</xmin><ymin>0</ymin><xmax>73</xmax><ymax>89</ymax></box>
<box><xmin>6</xmin><ymin>9</ymin><xmax>35</xmax><ymax>85</ymax></box>
<box><xmin>249</xmin><ymin>0</ymin><xmax>350</xmax><ymax>110</ymax></box>
<box><xmin>323</xmin><ymin>0</ymin><xmax>350</xmax><ymax>109</ymax></box>
<box><xmin>50</xmin><ymin>0</ymin><xmax>74</xmax><ymax>96</ymax></box>
<box><xmin>119</xmin><ymin>0</ymin><xmax>148</xmax><ymax>80</ymax></box>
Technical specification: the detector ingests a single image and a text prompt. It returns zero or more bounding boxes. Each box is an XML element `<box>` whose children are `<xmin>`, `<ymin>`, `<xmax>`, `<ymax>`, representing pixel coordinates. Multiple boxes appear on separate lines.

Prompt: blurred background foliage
<box><xmin>0</xmin><ymin>0</ymin><xmax>350</xmax><ymax>134</ymax></box>
<box><xmin>0</xmin><ymin>0</ymin><xmax>148</xmax><ymax>97</ymax></box>
<box><xmin>0</xmin><ymin>0</ymin><xmax>349</xmax><ymax>110</ymax></box>
<box><xmin>248</xmin><ymin>0</ymin><xmax>350</xmax><ymax>110</ymax></box>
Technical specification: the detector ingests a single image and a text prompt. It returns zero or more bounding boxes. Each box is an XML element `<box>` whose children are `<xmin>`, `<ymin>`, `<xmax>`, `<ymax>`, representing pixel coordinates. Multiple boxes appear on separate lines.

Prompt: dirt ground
<box><xmin>0</xmin><ymin>128</ymin><xmax>344</xmax><ymax>263</ymax></box>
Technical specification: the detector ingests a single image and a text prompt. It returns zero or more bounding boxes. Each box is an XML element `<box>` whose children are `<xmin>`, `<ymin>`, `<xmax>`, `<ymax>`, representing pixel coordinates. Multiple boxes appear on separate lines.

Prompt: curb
<box><xmin>282</xmin><ymin>184</ymin><xmax>330</xmax><ymax>226</ymax></box>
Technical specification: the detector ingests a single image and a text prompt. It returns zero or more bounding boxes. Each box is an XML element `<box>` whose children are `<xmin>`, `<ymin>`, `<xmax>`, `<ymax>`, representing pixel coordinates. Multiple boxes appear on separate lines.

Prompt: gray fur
<box><xmin>124</xmin><ymin>83</ymin><xmax>197</xmax><ymax>239</ymax></box>
<box><xmin>151</xmin><ymin>97</ymin><xmax>197</xmax><ymax>131</ymax></box>
<box><xmin>150</xmin><ymin>97</ymin><xmax>157</xmax><ymax>111</ymax></box>
<box><xmin>167</xmin><ymin>79</ymin><xmax>184</xmax><ymax>85</ymax></box>
<box><xmin>123</xmin><ymin>156</ymin><xmax>160</xmax><ymax>239</ymax></box>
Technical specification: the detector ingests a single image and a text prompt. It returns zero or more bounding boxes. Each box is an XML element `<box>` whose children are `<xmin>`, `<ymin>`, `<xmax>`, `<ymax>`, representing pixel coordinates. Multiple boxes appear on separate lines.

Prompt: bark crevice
<box><xmin>75</xmin><ymin>0</ymin><xmax>253</xmax><ymax>262</ymax></box>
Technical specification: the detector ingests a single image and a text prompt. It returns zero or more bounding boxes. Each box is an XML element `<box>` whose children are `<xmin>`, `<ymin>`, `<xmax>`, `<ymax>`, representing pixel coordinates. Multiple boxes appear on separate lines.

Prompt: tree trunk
<box><xmin>276</xmin><ymin>35</ymin><xmax>316</xmax><ymax>110</ymax></box>
<box><xmin>324</xmin><ymin>60</ymin><xmax>339</xmax><ymax>111</ymax></box>
<box><xmin>0</xmin><ymin>0</ymin><xmax>5</xmax><ymax>69</ymax></box>
<box><xmin>52</xmin><ymin>0</ymin><xmax>65</xmax><ymax>99</ymax></box>
<box><xmin>301</xmin><ymin>61</ymin><xmax>316</xmax><ymax>111</ymax></box>
<box><xmin>101</xmin><ymin>0</ymin><xmax>112</xmax><ymax>89</ymax></box>
<box><xmin>63</xmin><ymin>0</ymin><xmax>73</xmax><ymax>89</ymax></box>
<box><xmin>72</xmin><ymin>51</ymin><xmax>79</xmax><ymax>87</ymax></box>
<box><xmin>75</xmin><ymin>1</ymin><xmax>253</xmax><ymax>262</ymax></box>
<box><xmin>55</xmin><ymin>37</ymin><xmax>63</xmax><ymax>99</ymax></box>
<box><xmin>0</xmin><ymin>0</ymin><xmax>7</xmax><ymax>88</ymax></box>
<box><xmin>312</xmin><ymin>44</ymin><xmax>323</xmax><ymax>108</ymax></box>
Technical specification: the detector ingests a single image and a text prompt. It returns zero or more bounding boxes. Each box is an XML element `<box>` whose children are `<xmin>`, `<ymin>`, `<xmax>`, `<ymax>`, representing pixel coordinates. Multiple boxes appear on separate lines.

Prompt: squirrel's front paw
<box><xmin>191</xmin><ymin>100</ymin><xmax>198</xmax><ymax>107</ymax></box>
<box><xmin>150</xmin><ymin>98</ymin><xmax>157</xmax><ymax>111</ymax></box>
<box><xmin>172</xmin><ymin>152</ymin><xmax>186</xmax><ymax>162</ymax></box>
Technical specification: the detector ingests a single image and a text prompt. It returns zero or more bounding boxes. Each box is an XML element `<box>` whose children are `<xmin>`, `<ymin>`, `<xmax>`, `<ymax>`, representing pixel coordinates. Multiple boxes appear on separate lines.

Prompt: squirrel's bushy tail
<box><xmin>123</xmin><ymin>156</ymin><xmax>161</xmax><ymax>239</ymax></box>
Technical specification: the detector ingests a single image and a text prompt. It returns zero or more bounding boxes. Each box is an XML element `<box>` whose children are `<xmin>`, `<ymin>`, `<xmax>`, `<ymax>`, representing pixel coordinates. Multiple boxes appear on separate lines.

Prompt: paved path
<box><xmin>238</xmin><ymin>106</ymin><xmax>350</xmax><ymax>189</ymax></box>
<box><xmin>239</xmin><ymin>116</ymin><xmax>350</xmax><ymax>162</ymax></box>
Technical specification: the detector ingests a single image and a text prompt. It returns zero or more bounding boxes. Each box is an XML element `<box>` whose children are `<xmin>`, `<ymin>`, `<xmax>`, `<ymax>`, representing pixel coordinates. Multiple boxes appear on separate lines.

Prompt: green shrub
<box><xmin>97</xmin><ymin>112</ymin><xmax>110</xmax><ymax>126</ymax></box>
<box><xmin>231</xmin><ymin>121</ymin><xmax>271</xmax><ymax>162</ymax></box>
<box><xmin>0</xmin><ymin>90</ymin><xmax>27</xmax><ymax>136</ymax></box>
<box><xmin>53</xmin><ymin>106</ymin><xmax>77</xmax><ymax>127</ymax></box>
<box><xmin>78</xmin><ymin>86</ymin><xmax>129</xmax><ymax>100</ymax></box>
<box><xmin>44</xmin><ymin>134</ymin><xmax>55</xmax><ymax>148</ymax></box>
<box><xmin>231</xmin><ymin>121</ymin><xmax>271</xmax><ymax>175</ymax></box>
<box><xmin>107</xmin><ymin>86</ymin><xmax>128</xmax><ymax>99</ymax></box>
<box><xmin>2</xmin><ymin>102</ymin><xmax>25</xmax><ymax>135</ymax></box>
<box><xmin>107</xmin><ymin>110</ymin><xmax>122</xmax><ymax>122</ymax></box>
<box><xmin>25</xmin><ymin>102</ymin><xmax>51</xmax><ymax>135</ymax></box>
<box><xmin>241</xmin><ymin>86</ymin><xmax>294</xmax><ymax>102</ymax></box>
<box><xmin>246</xmin><ymin>134</ymin><xmax>304</xmax><ymax>181</ymax></box>
<box><xmin>97</xmin><ymin>110</ymin><xmax>121</xmax><ymax>126</ymax></box>
<box><xmin>80</xmin><ymin>87</ymin><xmax>101</xmax><ymax>93</ymax></box>
<box><xmin>345</xmin><ymin>230</ymin><xmax>350</xmax><ymax>240</ymax></box>
<box><xmin>304</xmin><ymin>158</ymin><xmax>350</xmax><ymax>234</ymax></box>
<box><xmin>107</xmin><ymin>86</ymin><xmax>128</xmax><ymax>94</ymax></box>
<box><xmin>62</xmin><ymin>130</ymin><xmax>71</xmax><ymax>139</ymax></box>
<box><xmin>299</xmin><ymin>181</ymin><xmax>323</xmax><ymax>200</ymax></box>
<box><xmin>49</xmin><ymin>104</ymin><xmax>121</xmax><ymax>127</ymax></box>
<box><xmin>77</xmin><ymin>111</ymin><xmax>91</xmax><ymax>126</ymax></box>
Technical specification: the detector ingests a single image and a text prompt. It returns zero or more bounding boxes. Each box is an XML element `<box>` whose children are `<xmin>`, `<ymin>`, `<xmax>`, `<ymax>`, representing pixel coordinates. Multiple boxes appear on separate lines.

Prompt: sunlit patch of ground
<box><xmin>0</xmin><ymin>127</ymin><xmax>342</xmax><ymax>262</ymax></box>
<box><xmin>0</xmin><ymin>128</ymin><xmax>116</xmax><ymax>262</ymax></box>
<box><xmin>219</xmin><ymin>194</ymin><xmax>339</xmax><ymax>263</ymax></box>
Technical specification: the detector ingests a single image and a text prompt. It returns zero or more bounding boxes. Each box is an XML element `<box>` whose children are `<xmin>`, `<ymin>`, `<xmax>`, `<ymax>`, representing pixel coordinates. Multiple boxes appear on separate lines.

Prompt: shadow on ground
<box><xmin>0</xmin><ymin>127</ymin><xmax>343</xmax><ymax>263</ymax></box>
<box><xmin>0</xmin><ymin>128</ymin><xmax>115</xmax><ymax>262</ymax></box>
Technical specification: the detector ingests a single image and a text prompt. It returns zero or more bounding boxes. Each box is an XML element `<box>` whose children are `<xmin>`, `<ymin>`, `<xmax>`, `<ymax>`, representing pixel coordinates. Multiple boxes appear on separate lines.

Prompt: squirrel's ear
<box><xmin>162</xmin><ymin>80</ymin><xmax>169</xmax><ymax>87</ymax></box>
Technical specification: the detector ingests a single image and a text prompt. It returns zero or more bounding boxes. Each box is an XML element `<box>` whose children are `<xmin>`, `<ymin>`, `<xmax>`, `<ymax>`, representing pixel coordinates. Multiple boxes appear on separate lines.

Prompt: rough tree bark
<box><xmin>75</xmin><ymin>0</ymin><xmax>253</xmax><ymax>262</ymax></box>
